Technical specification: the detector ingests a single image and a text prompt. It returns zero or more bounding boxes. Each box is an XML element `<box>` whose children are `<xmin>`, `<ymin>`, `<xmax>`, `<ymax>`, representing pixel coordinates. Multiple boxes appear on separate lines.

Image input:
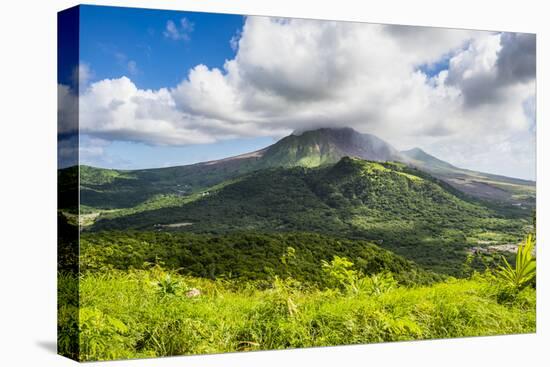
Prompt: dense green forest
<box><xmin>87</xmin><ymin>158</ymin><xmax>530</xmax><ymax>275</ymax></box>
<box><xmin>80</xmin><ymin>231</ymin><xmax>443</xmax><ymax>285</ymax></box>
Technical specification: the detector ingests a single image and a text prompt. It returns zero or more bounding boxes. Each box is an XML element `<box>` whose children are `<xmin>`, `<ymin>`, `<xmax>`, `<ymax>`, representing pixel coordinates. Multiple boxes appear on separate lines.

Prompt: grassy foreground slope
<box><xmin>59</xmin><ymin>268</ymin><xmax>535</xmax><ymax>362</ymax></box>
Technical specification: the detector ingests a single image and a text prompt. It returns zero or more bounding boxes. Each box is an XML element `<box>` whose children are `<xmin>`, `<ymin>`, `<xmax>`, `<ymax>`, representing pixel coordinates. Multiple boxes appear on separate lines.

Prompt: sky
<box><xmin>58</xmin><ymin>5</ymin><xmax>536</xmax><ymax>180</ymax></box>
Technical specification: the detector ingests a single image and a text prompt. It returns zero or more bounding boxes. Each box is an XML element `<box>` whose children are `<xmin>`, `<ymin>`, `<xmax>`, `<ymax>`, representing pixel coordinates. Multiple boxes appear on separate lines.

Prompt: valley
<box><xmin>58</xmin><ymin>128</ymin><xmax>535</xmax><ymax>276</ymax></box>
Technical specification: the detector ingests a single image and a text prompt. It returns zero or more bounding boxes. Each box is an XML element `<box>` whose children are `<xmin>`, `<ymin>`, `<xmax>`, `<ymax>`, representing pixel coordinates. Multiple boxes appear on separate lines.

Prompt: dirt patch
<box><xmin>468</xmin><ymin>243</ymin><xmax>528</xmax><ymax>255</ymax></box>
<box><xmin>155</xmin><ymin>222</ymin><xmax>193</xmax><ymax>228</ymax></box>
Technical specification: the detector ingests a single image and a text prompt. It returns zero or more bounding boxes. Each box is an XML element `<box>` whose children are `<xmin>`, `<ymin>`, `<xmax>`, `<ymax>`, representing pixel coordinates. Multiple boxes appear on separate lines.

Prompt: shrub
<box><xmin>498</xmin><ymin>234</ymin><xmax>536</xmax><ymax>290</ymax></box>
<box><xmin>321</xmin><ymin>256</ymin><xmax>358</xmax><ymax>293</ymax></box>
<box><xmin>357</xmin><ymin>272</ymin><xmax>398</xmax><ymax>295</ymax></box>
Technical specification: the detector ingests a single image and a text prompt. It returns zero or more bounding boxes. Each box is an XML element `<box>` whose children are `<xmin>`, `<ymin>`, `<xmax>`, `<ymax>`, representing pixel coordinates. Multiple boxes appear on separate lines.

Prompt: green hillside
<box><xmin>260</xmin><ymin>127</ymin><xmax>403</xmax><ymax>168</ymax></box>
<box><xmin>79</xmin><ymin>156</ymin><xmax>261</xmax><ymax>209</ymax></box>
<box><xmin>259</xmin><ymin>132</ymin><xmax>341</xmax><ymax>168</ymax></box>
<box><xmin>77</xmin><ymin>128</ymin><xmax>401</xmax><ymax>210</ymax></box>
<box><xmin>89</xmin><ymin>158</ymin><xmax>528</xmax><ymax>274</ymax></box>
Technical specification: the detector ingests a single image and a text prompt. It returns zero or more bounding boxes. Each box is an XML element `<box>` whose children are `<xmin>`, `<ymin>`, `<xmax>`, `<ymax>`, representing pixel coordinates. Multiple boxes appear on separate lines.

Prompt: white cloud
<box><xmin>76</xmin><ymin>62</ymin><xmax>93</xmax><ymax>89</ymax></box>
<box><xmin>79</xmin><ymin>76</ymin><xmax>219</xmax><ymax>145</ymax></box>
<box><xmin>163</xmin><ymin>18</ymin><xmax>194</xmax><ymax>41</ymax></box>
<box><xmin>77</xmin><ymin>16</ymin><xmax>536</xmax><ymax>179</ymax></box>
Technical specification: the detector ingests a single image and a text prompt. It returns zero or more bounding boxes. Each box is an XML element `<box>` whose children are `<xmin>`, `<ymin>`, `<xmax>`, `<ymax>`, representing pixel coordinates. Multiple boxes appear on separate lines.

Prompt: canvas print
<box><xmin>58</xmin><ymin>5</ymin><xmax>536</xmax><ymax>362</ymax></box>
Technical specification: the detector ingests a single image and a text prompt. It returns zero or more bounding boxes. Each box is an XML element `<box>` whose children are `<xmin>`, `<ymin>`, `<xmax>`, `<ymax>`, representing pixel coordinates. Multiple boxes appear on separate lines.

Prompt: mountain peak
<box><xmin>401</xmin><ymin>147</ymin><xmax>426</xmax><ymax>155</ymax></box>
<box><xmin>263</xmin><ymin>127</ymin><xmax>404</xmax><ymax>168</ymax></box>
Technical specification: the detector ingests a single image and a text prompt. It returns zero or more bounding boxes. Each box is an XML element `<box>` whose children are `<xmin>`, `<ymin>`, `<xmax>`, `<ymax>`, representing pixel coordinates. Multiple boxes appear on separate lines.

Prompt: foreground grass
<box><xmin>58</xmin><ymin>269</ymin><xmax>535</xmax><ymax>361</ymax></box>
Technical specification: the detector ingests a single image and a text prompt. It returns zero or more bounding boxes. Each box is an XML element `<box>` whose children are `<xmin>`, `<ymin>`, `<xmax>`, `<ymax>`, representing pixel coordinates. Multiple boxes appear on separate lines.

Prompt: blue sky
<box><xmin>69</xmin><ymin>5</ymin><xmax>536</xmax><ymax>179</ymax></box>
<box><xmin>78</xmin><ymin>5</ymin><xmax>271</xmax><ymax>169</ymax></box>
<box><xmin>417</xmin><ymin>54</ymin><xmax>452</xmax><ymax>78</ymax></box>
<box><xmin>80</xmin><ymin>5</ymin><xmax>243</xmax><ymax>90</ymax></box>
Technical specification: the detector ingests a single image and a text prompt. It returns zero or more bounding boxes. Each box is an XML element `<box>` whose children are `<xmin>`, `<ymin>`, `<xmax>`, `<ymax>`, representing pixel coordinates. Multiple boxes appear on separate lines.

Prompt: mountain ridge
<box><xmin>400</xmin><ymin>147</ymin><xmax>457</xmax><ymax>171</ymax></box>
<box><xmin>75</xmin><ymin>127</ymin><xmax>534</xmax><ymax>210</ymax></box>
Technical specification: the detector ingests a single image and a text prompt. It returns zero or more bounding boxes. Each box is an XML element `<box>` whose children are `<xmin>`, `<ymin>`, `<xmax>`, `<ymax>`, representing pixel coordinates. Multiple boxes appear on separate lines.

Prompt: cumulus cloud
<box><xmin>497</xmin><ymin>33</ymin><xmax>536</xmax><ymax>84</ymax></box>
<box><xmin>76</xmin><ymin>16</ymin><xmax>536</xmax><ymax>178</ymax></box>
<box><xmin>383</xmin><ymin>24</ymin><xmax>477</xmax><ymax>64</ymax></box>
<box><xmin>75</xmin><ymin>62</ymin><xmax>93</xmax><ymax>89</ymax></box>
<box><xmin>79</xmin><ymin>76</ymin><xmax>219</xmax><ymax>145</ymax></box>
<box><xmin>445</xmin><ymin>32</ymin><xmax>535</xmax><ymax>108</ymax></box>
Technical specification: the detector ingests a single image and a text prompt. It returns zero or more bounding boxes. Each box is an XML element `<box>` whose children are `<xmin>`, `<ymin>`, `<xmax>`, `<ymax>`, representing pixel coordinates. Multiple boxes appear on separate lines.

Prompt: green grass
<box><xmin>59</xmin><ymin>268</ymin><xmax>535</xmax><ymax>362</ymax></box>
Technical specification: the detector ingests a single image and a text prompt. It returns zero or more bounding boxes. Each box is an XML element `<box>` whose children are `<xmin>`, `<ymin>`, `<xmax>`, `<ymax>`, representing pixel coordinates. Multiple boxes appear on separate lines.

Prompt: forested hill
<box><xmin>91</xmin><ymin>157</ymin><xmax>492</xmax><ymax>233</ymax></box>
<box><xmin>88</xmin><ymin>157</ymin><xmax>528</xmax><ymax>274</ymax></box>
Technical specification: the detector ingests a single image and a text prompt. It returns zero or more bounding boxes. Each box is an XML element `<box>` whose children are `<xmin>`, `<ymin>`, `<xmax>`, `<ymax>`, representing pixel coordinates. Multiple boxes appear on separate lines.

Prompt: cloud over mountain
<box><xmin>62</xmin><ymin>16</ymin><xmax>536</xmax><ymax>179</ymax></box>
